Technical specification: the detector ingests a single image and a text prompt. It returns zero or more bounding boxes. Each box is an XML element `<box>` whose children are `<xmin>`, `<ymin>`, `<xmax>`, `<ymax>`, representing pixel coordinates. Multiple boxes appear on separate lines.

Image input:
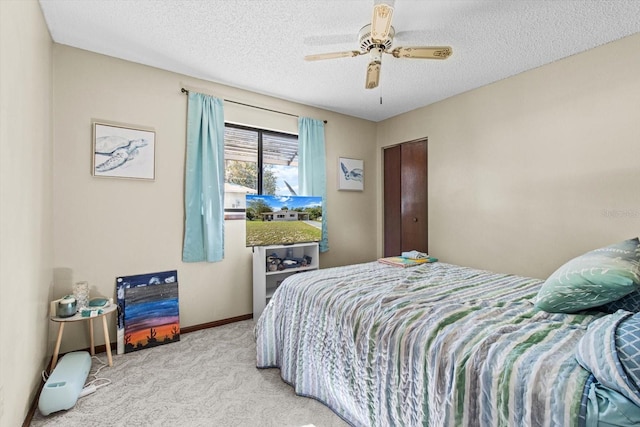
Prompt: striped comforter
<box><xmin>256</xmin><ymin>262</ymin><xmax>600</xmax><ymax>426</ymax></box>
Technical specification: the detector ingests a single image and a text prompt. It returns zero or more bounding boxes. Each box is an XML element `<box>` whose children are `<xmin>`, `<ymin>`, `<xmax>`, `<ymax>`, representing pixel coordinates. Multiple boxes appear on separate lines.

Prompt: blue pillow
<box><xmin>615</xmin><ymin>312</ymin><xmax>640</xmax><ymax>391</ymax></box>
<box><xmin>576</xmin><ymin>311</ymin><xmax>640</xmax><ymax>408</ymax></box>
<box><xmin>601</xmin><ymin>288</ymin><xmax>640</xmax><ymax>313</ymax></box>
<box><xmin>536</xmin><ymin>238</ymin><xmax>640</xmax><ymax>313</ymax></box>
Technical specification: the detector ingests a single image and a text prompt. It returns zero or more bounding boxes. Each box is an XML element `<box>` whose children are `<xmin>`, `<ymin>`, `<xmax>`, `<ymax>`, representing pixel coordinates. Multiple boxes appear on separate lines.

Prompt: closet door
<box><xmin>383</xmin><ymin>139</ymin><xmax>428</xmax><ymax>256</ymax></box>
<box><xmin>400</xmin><ymin>140</ymin><xmax>428</xmax><ymax>254</ymax></box>
<box><xmin>384</xmin><ymin>145</ymin><xmax>402</xmax><ymax>256</ymax></box>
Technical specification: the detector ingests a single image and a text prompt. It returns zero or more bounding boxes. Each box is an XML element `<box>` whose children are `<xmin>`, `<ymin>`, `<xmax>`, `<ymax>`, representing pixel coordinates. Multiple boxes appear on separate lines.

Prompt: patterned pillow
<box><xmin>535</xmin><ymin>238</ymin><xmax>640</xmax><ymax>313</ymax></box>
<box><xmin>616</xmin><ymin>312</ymin><xmax>640</xmax><ymax>391</ymax></box>
<box><xmin>601</xmin><ymin>288</ymin><xmax>640</xmax><ymax>313</ymax></box>
<box><xmin>576</xmin><ymin>310</ymin><xmax>640</xmax><ymax>406</ymax></box>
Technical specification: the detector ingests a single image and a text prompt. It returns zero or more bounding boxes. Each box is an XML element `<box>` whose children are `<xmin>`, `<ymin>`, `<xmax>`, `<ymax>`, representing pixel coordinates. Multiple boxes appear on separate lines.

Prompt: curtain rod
<box><xmin>181</xmin><ymin>88</ymin><xmax>327</xmax><ymax>124</ymax></box>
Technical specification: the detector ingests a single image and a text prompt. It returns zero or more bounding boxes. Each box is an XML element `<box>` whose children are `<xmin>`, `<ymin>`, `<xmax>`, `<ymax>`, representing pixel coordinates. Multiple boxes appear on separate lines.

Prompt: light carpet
<box><xmin>30</xmin><ymin>320</ymin><xmax>348</xmax><ymax>427</ymax></box>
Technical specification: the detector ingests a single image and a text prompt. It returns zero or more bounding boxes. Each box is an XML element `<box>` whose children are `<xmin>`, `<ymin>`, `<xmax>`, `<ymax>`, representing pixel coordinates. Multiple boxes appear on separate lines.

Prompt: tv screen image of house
<box><xmin>245</xmin><ymin>194</ymin><xmax>322</xmax><ymax>247</ymax></box>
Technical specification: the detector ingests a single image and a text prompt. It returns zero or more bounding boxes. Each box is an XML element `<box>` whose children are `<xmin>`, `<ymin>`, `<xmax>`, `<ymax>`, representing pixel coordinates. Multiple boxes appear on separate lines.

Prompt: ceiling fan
<box><xmin>304</xmin><ymin>1</ymin><xmax>453</xmax><ymax>89</ymax></box>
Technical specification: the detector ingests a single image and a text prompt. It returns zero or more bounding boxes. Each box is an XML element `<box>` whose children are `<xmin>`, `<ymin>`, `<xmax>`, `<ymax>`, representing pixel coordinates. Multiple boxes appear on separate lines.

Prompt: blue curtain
<box><xmin>298</xmin><ymin>117</ymin><xmax>328</xmax><ymax>252</ymax></box>
<box><xmin>182</xmin><ymin>92</ymin><xmax>225</xmax><ymax>262</ymax></box>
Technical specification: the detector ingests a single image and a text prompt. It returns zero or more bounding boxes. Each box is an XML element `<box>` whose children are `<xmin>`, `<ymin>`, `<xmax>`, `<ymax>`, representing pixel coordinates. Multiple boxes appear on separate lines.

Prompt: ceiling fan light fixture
<box><xmin>369</xmin><ymin>47</ymin><xmax>383</xmax><ymax>62</ymax></box>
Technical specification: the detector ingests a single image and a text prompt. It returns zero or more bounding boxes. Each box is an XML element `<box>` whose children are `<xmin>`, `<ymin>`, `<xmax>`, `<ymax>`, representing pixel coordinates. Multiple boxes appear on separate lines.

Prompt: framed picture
<box><xmin>92</xmin><ymin>121</ymin><xmax>155</xmax><ymax>180</ymax></box>
<box><xmin>338</xmin><ymin>157</ymin><xmax>364</xmax><ymax>191</ymax></box>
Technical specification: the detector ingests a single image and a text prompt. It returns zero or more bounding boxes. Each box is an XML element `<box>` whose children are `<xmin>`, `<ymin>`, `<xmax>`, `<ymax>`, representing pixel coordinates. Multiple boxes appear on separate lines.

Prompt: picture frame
<box><xmin>92</xmin><ymin>120</ymin><xmax>155</xmax><ymax>180</ymax></box>
<box><xmin>338</xmin><ymin>157</ymin><xmax>364</xmax><ymax>191</ymax></box>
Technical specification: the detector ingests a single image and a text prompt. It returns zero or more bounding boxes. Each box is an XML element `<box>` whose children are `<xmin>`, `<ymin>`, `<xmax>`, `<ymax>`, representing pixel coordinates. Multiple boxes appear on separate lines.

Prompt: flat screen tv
<box><xmin>245</xmin><ymin>194</ymin><xmax>323</xmax><ymax>247</ymax></box>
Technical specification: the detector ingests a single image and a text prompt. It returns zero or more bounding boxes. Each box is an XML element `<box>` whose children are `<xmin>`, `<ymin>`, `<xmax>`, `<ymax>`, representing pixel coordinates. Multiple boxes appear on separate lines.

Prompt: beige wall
<box><xmin>52</xmin><ymin>46</ymin><xmax>378</xmax><ymax>352</ymax></box>
<box><xmin>0</xmin><ymin>1</ymin><xmax>53</xmax><ymax>425</ymax></box>
<box><xmin>377</xmin><ymin>33</ymin><xmax>640</xmax><ymax>279</ymax></box>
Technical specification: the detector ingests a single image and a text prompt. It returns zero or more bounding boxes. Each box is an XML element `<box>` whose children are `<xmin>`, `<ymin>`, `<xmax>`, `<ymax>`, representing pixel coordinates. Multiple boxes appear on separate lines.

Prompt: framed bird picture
<box><xmin>338</xmin><ymin>157</ymin><xmax>364</xmax><ymax>191</ymax></box>
<box><xmin>92</xmin><ymin>120</ymin><xmax>155</xmax><ymax>180</ymax></box>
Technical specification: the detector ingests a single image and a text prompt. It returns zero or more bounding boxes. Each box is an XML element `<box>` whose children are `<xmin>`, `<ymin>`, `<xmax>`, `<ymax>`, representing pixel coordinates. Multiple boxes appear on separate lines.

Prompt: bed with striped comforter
<box><xmin>255</xmin><ymin>261</ymin><xmax>600</xmax><ymax>426</ymax></box>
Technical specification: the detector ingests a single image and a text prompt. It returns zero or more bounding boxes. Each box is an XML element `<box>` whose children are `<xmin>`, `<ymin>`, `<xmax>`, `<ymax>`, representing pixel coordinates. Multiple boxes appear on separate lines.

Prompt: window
<box><xmin>224</xmin><ymin>123</ymin><xmax>299</xmax><ymax>219</ymax></box>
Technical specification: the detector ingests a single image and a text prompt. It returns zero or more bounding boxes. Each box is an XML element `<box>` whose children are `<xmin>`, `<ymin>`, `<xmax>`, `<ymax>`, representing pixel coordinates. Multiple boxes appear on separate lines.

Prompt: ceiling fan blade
<box><xmin>371</xmin><ymin>3</ymin><xmax>394</xmax><ymax>41</ymax></box>
<box><xmin>365</xmin><ymin>61</ymin><xmax>381</xmax><ymax>89</ymax></box>
<box><xmin>304</xmin><ymin>50</ymin><xmax>362</xmax><ymax>61</ymax></box>
<box><xmin>389</xmin><ymin>46</ymin><xmax>453</xmax><ymax>59</ymax></box>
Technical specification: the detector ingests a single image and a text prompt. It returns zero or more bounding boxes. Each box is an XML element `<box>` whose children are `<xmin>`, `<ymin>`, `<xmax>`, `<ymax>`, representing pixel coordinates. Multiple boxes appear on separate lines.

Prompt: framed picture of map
<box><xmin>92</xmin><ymin>120</ymin><xmax>155</xmax><ymax>180</ymax></box>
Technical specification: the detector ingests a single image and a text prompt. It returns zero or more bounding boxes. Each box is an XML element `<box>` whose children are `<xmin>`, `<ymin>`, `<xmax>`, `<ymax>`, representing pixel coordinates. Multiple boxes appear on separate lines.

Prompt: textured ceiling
<box><xmin>39</xmin><ymin>0</ymin><xmax>640</xmax><ymax>122</ymax></box>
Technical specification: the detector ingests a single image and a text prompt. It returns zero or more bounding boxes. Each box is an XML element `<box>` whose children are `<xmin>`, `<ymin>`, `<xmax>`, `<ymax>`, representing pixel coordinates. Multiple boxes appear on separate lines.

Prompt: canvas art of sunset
<box><xmin>116</xmin><ymin>270</ymin><xmax>180</xmax><ymax>353</ymax></box>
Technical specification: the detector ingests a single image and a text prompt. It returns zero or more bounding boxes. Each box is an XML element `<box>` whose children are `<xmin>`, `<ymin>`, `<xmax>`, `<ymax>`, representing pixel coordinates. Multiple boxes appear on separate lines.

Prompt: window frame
<box><xmin>223</xmin><ymin>123</ymin><xmax>299</xmax><ymax>219</ymax></box>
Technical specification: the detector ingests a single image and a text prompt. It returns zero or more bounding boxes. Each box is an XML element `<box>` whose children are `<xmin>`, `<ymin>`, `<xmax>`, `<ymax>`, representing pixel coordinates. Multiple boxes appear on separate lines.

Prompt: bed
<box><xmin>255</xmin><ymin>239</ymin><xmax>640</xmax><ymax>427</ymax></box>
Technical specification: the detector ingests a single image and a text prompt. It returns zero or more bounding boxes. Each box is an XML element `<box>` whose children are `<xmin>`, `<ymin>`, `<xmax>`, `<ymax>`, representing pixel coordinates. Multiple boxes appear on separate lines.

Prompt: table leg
<box><xmin>102</xmin><ymin>315</ymin><xmax>113</xmax><ymax>366</ymax></box>
<box><xmin>51</xmin><ymin>322</ymin><xmax>65</xmax><ymax>372</ymax></box>
<box><xmin>89</xmin><ymin>318</ymin><xmax>95</xmax><ymax>356</ymax></box>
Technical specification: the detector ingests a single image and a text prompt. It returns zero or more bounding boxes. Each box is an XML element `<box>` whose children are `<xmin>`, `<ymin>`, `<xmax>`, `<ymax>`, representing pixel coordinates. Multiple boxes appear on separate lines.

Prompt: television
<box><xmin>245</xmin><ymin>194</ymin><xmax>323</xmax><ymax>247</ymax></box>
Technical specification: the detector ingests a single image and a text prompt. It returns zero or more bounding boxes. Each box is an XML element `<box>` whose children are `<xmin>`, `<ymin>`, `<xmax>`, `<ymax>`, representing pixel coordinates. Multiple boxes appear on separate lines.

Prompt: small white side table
<box><xmin>49</xmin><ymin>304</ymin><xmax>116</xmax><ymax>371</ymax></box>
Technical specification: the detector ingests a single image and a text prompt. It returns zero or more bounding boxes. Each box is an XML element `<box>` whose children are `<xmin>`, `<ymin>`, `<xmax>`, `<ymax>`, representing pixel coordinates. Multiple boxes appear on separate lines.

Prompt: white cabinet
<box><xmin>252</xmin><ymin>242</ymin><xmax>319</xmax><ymax>319</ymax></box>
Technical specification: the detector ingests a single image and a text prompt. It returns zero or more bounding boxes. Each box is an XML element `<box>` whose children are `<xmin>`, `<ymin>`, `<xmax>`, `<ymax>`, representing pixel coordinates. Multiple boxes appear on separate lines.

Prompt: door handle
<box><xmin>413</xmin><ymin>217</ymin><xmax>418</xmax><ymax>222</ymax></box>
